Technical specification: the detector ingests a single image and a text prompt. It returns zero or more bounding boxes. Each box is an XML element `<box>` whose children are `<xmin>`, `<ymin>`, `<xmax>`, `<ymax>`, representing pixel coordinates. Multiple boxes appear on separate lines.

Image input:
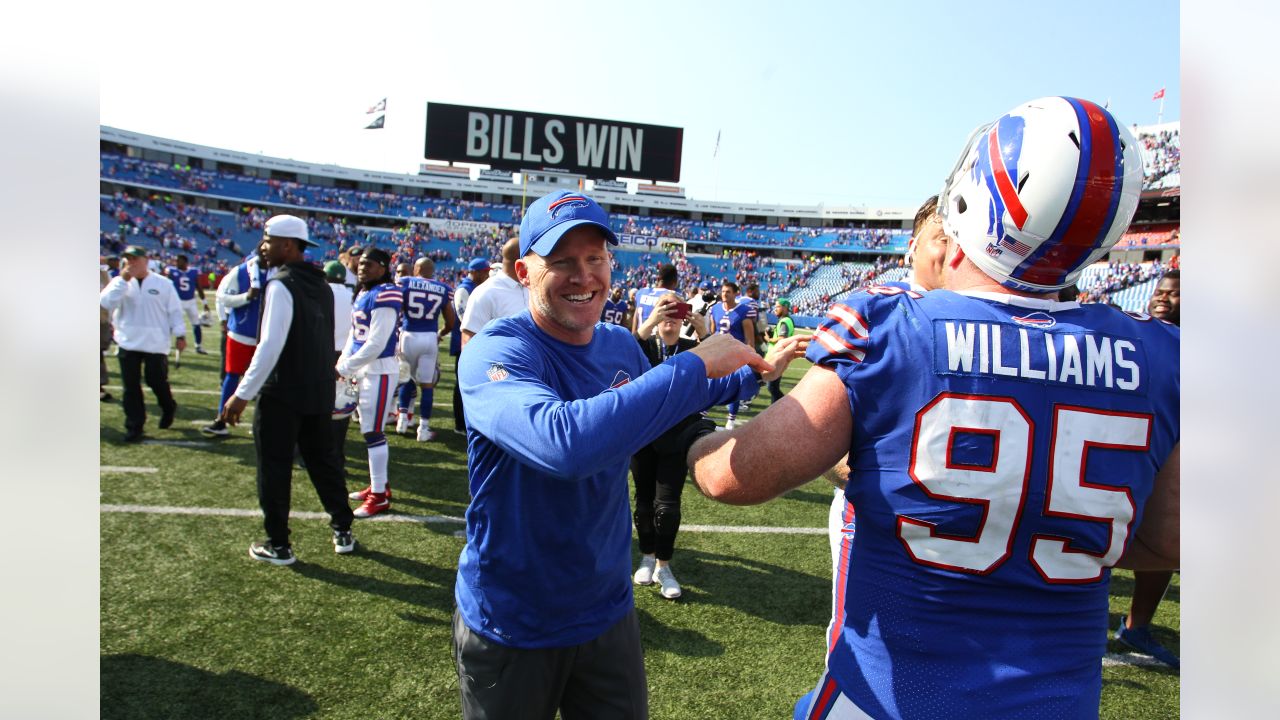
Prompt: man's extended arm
<box><xmin>689</xmin><ymin>363</ymin><xmax>852</xmax><ymax>505</ymax></box>
<box><xmin>1115</xmin><ymin>444</ymin><xmax>1180</xmax><ymax>571</ymax></box>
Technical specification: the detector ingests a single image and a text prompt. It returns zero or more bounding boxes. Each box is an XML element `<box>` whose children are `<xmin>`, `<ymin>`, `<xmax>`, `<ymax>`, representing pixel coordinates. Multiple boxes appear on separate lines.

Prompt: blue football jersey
<box><xmin>710</xmin><ymin>301</ymin><xmax>754</xmax><ymax>343</ymax></box>
<box><xmin>601</xmin><ymin>298</ymin><xmax>629</xmax><ymax>325</ymax></box>
<box><xmin>807</xmin><ymin>286</ymin><xmax>1179</xmax><ymax>719</ymax></box>
<box><xmin>632</xmin><ymin>287</ymin><xmax>667</xmax><ymax>326</ymax></box>
<box><xmin>166</xmin><ymin>266</ymin><xmax>200</xmax><ymax>301</ymax></box>
<box><xmin>350</xmin><ymin>282</ymin><xmax>403</xmax><ymax>359</ymax></box>
<box><xmin>399</xmin><ymin>276</ymin><xmax>453</xmax><ymax>333</ymax></box>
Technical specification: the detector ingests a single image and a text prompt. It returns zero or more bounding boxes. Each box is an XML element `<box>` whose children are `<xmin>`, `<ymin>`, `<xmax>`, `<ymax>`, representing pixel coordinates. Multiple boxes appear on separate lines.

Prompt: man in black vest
<box><xmin>223</xmin><ymin>215</ymin><xmax>356</xmax><ymax>565</ymax></box>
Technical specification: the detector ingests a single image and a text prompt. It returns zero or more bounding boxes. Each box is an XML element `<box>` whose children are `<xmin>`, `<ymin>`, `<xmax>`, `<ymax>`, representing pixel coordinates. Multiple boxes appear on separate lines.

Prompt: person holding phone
<box><xmin>631</xmin><ymin>292</ymin><xmax>798</xmax><ymax>598</ymax></box>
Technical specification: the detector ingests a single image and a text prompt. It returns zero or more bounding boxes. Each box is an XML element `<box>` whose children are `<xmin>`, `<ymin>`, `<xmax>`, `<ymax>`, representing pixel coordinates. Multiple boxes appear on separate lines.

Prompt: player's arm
<box><xmin>689</xmin><ymin>363</ymin><xmax>852</xmax><ymax>505</ymax></box>
<box><xmin>1115</xmin><ymin>443</ymin><xmax>1180</xmax><ymax>571</ymax></box>
<box><xmin>462</xmin><ymin>333</ymin><xmax>767</xmax><ymax>479</ymax></box>
<box><xmin>166</xmin><ymin>282</ymin><xmax>187</xmax><ymax>348</ymax></box>
<box><xmin>218</xmin><ymin>271</ymin><xmax>251</xmax><ymax>309</ymax></box>
<box><xmin>337</xmin><ymin>306</ymin><xmax>396</xmax><ymax>377</ymax></box>
<box><xmin>459</xmin><ymin>289</ymin><xmax>490</xmax><ymax>349</ymax></box>
<box><xmin>440</xmin><ymin>293</ymin><xmax>458</xmax><ymax>337</ymax></box>
<box><xmin>225</xmin><ymin>281</ymin><xmax>293</xmax><ymax>422</ymax></box>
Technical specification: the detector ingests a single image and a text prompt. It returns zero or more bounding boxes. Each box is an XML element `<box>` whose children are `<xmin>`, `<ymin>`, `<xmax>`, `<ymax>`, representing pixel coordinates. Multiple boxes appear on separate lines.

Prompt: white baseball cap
<box><xmin>264</xmin><ymin>214</ymin><xmax>315</xmax><ymax>246</ymax></box>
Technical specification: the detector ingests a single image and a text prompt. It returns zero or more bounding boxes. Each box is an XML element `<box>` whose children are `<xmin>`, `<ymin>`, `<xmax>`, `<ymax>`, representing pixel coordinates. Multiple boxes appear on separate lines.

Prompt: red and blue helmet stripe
<box><xmin>1011</xmin><ymin>97</ymin><xmax>1128</xmax><ymax>288</ymax></box>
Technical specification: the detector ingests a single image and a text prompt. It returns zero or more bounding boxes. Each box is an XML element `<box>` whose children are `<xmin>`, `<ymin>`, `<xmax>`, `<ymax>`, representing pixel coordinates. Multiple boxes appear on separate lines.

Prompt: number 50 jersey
<box><xmin>807</xmin><ymin>286</ymin><xmax>1179</xmax><ymax>719</ymax></box>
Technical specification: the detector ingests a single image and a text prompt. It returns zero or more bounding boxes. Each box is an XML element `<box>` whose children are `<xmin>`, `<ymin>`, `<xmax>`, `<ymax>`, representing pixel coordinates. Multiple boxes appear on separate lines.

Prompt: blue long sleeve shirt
<box><xmin>456</xmin><ymin>312</ymin><xmax>755</xmax><ymax>648</ymax></box>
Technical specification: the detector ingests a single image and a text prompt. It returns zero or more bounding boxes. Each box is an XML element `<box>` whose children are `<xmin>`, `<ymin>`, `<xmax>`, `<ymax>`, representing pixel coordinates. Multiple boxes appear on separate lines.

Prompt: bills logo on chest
<box><xmin>610</xmin><ymin>371</ymin><xmax>631</xmax><ymax>389</ymax></box>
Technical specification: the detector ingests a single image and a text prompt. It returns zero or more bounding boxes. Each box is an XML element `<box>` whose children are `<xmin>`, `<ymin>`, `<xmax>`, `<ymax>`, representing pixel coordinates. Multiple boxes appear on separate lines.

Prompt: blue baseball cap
<box><xmin>467</xmin><ymin>258</ymin><xmax>490</xmax><ymax>271</ymax></box>
<box><xmin>519</xmin><ymin>191</ymin><xmax>619</xmax><ymax>257</ymax></box>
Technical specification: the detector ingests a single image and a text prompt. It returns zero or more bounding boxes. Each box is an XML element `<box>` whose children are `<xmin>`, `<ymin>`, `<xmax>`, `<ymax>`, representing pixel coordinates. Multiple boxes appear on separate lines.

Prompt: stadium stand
<box><xmin>100</xmin><ymin>127</ymin><xmax>1178</xmax><ymax>326</ymax></box>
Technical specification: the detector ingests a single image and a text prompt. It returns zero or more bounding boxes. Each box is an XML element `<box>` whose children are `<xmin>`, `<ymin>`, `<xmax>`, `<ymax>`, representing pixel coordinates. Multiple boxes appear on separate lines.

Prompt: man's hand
<box><xmin>760</xmin><ymin>335</ymin><xmax>809</xmax><ymax>382</ymax></box>
<box><xmin>689</xmin><ymin>334</ymin><xmax>775</xmax><ymax>378</ymax></box>
<box><xmin>119</xmin><ymin>265</ymin><xmax>133</xmax><ymax>281</ymax></box>
<box><xmin>222</xmin><ymin>396</ymin><xmax>249</xmax><ymax>426</ymax></box>
<box><xmin>247</xmin><ymin>288</ymin><xmax>260</xmax><ymax>301</ymax></box>
<box><xmin>175</xmin><ymin>337</ymin><xmax>187</xmax><ymax>352</ymax></box>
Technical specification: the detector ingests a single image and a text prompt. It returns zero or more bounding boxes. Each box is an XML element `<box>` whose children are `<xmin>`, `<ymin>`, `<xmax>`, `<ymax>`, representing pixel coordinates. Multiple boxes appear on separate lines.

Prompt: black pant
<box><xmin>253</xmin><ymin>393</ymin><xmax>354</xmax><ymax>548</ymax></box>
<box><xmin>219</xmin><ymin>324</ymin><xmax>228</xmax><ymax>381</ymax></box>
<box><xmin>768</xmin><ymin>378</ymin><xmax>784</xmax><ymax>404</ymax></box>
<box><xmin>631</xmin><ymin>443</ymin><xmax>687</xmax><ymax>561</ymax></box>
<box><xmin>451</xmin><ymin>356</ymin><xmax>465</xmax><ymax>433</ymax></box>
<box><xmin>117</xmin><ymin>348</ymin><xmax>176</xmax><ymax>434</ymax></box>
<box><xmin>453</xmin><ymin>608</ymin><xmax>647</xmax><ymax>720</ymax></box>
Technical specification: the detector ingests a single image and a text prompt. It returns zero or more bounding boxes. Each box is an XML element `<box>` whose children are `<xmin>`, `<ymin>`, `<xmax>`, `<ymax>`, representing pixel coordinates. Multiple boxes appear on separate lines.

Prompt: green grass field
<box><xmin>100</xmin><ymin>331</ymin><xmax>1178</xmax><ymax>719</ymax></box>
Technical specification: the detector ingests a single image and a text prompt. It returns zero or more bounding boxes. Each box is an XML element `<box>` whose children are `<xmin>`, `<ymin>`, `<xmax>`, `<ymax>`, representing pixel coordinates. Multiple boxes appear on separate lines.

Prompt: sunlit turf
<box><xmin>100</xmin><ymin>329</ymin><xmax>1177</xmax><ymax>718</ymax></box>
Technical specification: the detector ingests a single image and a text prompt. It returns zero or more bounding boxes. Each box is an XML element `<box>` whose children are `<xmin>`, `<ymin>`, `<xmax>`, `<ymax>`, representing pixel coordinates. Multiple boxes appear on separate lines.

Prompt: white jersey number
<box><xmin>900</xmin><ymin>393</ymin><xmax>1151</xmax><ymax>582</ymax></box>
<box><xmin>405</xmin><ymin>289</ymin><xmax>444</xmax><ymax>321</ymax></box>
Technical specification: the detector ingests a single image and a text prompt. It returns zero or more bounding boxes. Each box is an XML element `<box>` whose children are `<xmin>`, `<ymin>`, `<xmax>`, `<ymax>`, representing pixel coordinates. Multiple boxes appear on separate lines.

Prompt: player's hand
<box><xmin>760</xmin><ymin>335</ymin><xmax>809</xmax><ymax>382</ymax></box>
<box><xmin>689</xmin><ymin>334</ymin><xmax>775</xmax><ymax>378</ymax></box>
<box><xmin>247</xmin><ymin>288</ymin><xmax>260</xmax><ymax>301</ymax></box>
<box><xmin>222</xmin><ymin>396</ymin><xmax>249</xmax><ymax>426</ymax></box>
<box><xmin>175</xmin><ymin>337</ymin><xmax>187</xmax><ymax>352</ymax></box>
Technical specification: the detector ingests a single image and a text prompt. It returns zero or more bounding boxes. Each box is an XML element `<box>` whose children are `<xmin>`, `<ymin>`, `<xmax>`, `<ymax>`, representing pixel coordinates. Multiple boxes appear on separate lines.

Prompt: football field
<box><xmin>99</xmin><ymin>338</ymin><xmax>1179</xmax><ymax>719</ymax></box>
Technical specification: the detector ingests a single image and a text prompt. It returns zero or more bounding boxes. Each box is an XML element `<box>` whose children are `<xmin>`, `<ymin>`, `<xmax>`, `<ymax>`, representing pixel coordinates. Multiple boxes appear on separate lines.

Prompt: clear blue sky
<box><xmin>99</xmin><ymin>0</ymin><xmax>1179</xmax><ymax>208</ymax></box>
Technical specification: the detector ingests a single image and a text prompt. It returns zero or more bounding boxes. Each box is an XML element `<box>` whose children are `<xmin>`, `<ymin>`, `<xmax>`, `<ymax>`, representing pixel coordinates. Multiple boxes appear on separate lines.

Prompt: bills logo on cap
<box><xmin>609</xmin><ymin>370</ymin><xmax>631</xmax><ymax>389</ymax></box>
<box><xmin>548</xmin><ymin>195</ymin><xmax>591</xmax><ymax>218</ymax></box>
<box><xmin>1012</xmin><ymin>311</ymin><xmax>1056</xmax><ymax>329</ymax></box>
<box><xmin>486</xmin><ymin>363</ymin><xmax>509</xmax><ymax>382</ymax></box>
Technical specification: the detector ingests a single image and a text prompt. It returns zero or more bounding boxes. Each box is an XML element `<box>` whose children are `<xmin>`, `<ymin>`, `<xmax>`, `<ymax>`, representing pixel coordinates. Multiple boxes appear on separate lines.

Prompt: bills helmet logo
<box><xmin>486</xmin><ymin>363</ymin><xmax>509</xmax><ymax>382</ymax></box>
<box><xmin>1011</xmin><ymin>311</ymin><xmax>1056</xmax><ymax>329</ymax></box>
<box><xmin>974</xmin><ymin>114</ymin><xmax>1033</xmax><ymax>256</ymax></box>
<box><xmin>610</xmin><ymin>370</ymin><xmax>631</xmax><ymax>389</ymax></box>
<box><xmin>548</xmin><ymin>195</ymin><xmax>591</xmax><ymax>218</ymax></box>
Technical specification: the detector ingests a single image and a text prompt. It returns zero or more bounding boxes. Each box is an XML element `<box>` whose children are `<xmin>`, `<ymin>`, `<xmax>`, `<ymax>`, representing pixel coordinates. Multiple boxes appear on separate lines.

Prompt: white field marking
<box><xmin>141</xmin><ymin>439</ymin><xmax>212</xmax><ymax>448</ymax></box>
<box><xmin>98</xmin><ymin>504</ymin><xmax>828</xmax><ymax>535</ymax></box>
<box><xmin>104</xmin><ymin>385</ymin><xmax>221</xmax><ymax>396</ymax></box>
<box><xmin>101</xmin><ymin>504</ymin><xmax>466</xmax><ymax>525</ymax></box>
<box><xmin>1102</xmin><ymin>652</ymin><xmax>1174</xmax><ymax>668</ymax></box>
<box><xmin>100</xmin><ymin>466</ymin><xmax>158</xmax><ymax>474</ymax></box>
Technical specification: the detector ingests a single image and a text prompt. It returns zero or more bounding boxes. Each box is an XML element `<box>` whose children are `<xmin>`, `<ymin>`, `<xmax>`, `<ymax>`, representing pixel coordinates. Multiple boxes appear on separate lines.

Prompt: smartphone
<box><xmin>669</xmin><ymin>302</ymin><xmax>692</xmax><ymax>320</ymax></box>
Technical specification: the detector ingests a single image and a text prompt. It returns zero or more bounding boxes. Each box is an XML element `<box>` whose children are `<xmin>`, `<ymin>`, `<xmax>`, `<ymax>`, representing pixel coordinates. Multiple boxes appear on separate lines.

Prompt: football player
<box><xmin>708</xmin><ymin>279</ymin><xmax>757</xmax><ymax>429</ymax></box>
<box><xmin>690</xmin><ymin>97</ymin><xmax>1179</xmax><ymax>719</ymax></box>
<box><xmin>395</xmin><ymin>257</ymin><xmax>456</xmax><ymax>441</ymax></box>
<box><xmin>601</xmin><ymin>286</ymin><xmax>630</xmax><ymax>326</ymax></box>
<box><xmin>1114</xmin><ymin>266</ymin><xmax>1181</xmax><ymax>669</ymax></box>
<box><xmin>631</xmin><ymin>263</ymin><xmax>680</xmax><ymax>333</ymax></box>
<box><xmin>165</xmin><ymin>254</ymin><xmax>209</xmax><ymax>365</ymax></box>
<box><xmin>338</xmin><ymin>248</ymin><xmax>403</xmax><ymax>518</ymax></box>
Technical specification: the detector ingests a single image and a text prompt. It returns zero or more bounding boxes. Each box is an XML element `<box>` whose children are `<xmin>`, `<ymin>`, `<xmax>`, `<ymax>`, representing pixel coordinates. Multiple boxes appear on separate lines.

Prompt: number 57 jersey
<box><xmin>807</xmin><ymin>286</ymin><xmax>1179</xmax><ymax>719</ymax></box>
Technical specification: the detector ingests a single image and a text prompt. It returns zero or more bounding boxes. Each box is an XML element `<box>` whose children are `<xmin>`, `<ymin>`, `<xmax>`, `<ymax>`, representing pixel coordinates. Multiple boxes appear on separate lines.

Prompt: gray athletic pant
<box><xmin>452</xmin><ymin>607</ymin><xmax>647</xmax><ymax>720</ymax></box>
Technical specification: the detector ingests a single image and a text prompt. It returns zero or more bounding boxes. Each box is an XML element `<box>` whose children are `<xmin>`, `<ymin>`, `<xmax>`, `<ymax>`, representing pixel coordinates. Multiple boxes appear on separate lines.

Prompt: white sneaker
<box><xmin>724</xmin><ymin>418</ymin><xmax>737</xmax><ymax>431</ymax></box>
<box><xmin>654</xmin><ymin>565</ymin><xmax>682</xmax><ymax>599</ymax></box>
<box><xmin>633</xmin><ymin>555</ymin><xmax>657</xmax><ymax>585</ymax></box>
<box><xmin>416</xmin><ymin>425</ymin><xmax>437</xmax><ymax>442</ymax></box>
<box><xmin>395</xmin><ymin>414</ymin><xmax>409</xmax><ymax>435</ymax></box>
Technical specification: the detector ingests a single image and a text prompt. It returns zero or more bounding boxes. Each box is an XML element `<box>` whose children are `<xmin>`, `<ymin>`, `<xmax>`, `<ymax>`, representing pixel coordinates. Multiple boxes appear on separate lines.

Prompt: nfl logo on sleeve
<box><xmin>487</xmin><ymin>363</ymin><xmax>509</xmax><ymax>382</ymax></box>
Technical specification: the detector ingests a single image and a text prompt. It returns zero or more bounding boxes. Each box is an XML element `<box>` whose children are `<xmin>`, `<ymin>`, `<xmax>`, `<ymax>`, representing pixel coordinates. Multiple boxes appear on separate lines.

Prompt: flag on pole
<box><xmin>713</xmin><ymin>130</ymin><xmax>721</xmax><ymax>159</ymax></box>
<box><xmin>367</xmin><ymin>98</ymin><xmax>386</xmax><ymax>114</ymax></box>
<box><xmin>1152</xmin><ymin>88</ymin><xmax>1165</xmax><ymax>100</ymax></box>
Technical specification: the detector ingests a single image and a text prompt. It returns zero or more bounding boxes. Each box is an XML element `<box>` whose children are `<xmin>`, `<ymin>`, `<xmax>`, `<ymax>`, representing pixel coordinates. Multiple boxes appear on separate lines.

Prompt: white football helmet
<box><xmin>938</xmin><ymin>97</ymin><xmax>1143</xmax><ymax>292</ymax></box>
<box><xmin>333</xmin><ymin>376</ymin><xmax>358</xmax><ymax>419</ymax></box>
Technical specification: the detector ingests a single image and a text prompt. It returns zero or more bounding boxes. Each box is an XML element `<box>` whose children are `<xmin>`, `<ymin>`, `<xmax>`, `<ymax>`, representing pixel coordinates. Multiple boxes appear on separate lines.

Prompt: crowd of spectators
<box><xmin>1117</xmin><ymin>224</ymin><xmax>1180</xmax><ymax>249</ymax></box>
<box><xmin>1136</xmin><ymin>126</ymin><xmax>1180</xmax><ymax>189</ymax></box>
<box><xmin>1076</xmin><ymin>258</ymin><xmax>1177</xmax><ymax>305</ymax></box>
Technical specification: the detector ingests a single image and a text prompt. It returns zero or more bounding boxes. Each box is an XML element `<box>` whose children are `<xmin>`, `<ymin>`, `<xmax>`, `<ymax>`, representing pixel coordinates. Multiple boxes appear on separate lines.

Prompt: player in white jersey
<box><xmin>165</xmin><ymin>254</ymin><xmax>210</xmax><ymax>366</ymax></box>
<box><xmin>337</xmin><ymin>248</ymin><xmax>403</xmax><ymax>518</ymax></box>
<box><xmin>396</xmin><ymin>257</ymin><xmax>457</xmax><ymax>441</ymax></box>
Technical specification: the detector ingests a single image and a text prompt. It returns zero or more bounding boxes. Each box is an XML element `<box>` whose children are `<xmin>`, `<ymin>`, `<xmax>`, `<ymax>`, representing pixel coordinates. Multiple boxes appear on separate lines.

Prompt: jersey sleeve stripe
<box><xmin>827</xmin><ymin>304</ymin><xmax>870</xmax><ymax>339</ymax></box>
<box><xmin>814</xmin><ymin>328</ymin><xmax>866</xmax><ymax>362</ymax></box>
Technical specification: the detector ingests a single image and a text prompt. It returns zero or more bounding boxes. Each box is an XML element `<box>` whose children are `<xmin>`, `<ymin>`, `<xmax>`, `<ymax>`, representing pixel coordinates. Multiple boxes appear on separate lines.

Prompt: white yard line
<box><xmin>104</xmin><ymin>385</ymin><xmax>221</xmax><ymax>396</ymax></box>
<box><xmin>141</xmin><ymin>439</ymin><xmax>212</xmax><ymax>448</ymax></box>
<box><xmin>1102</xmin><ymin>652</ymin><xmax>1174</xmax><ymax>669</ymax></box>
<box><xmin>100</xmin><ymin>466</ymin><xmax>159</xmax><ymax>474</ymax></box>
<box><xmin>98</xmin><ymin>503</ymin><xmax>826</xmax><ymax>535</ymax></box>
